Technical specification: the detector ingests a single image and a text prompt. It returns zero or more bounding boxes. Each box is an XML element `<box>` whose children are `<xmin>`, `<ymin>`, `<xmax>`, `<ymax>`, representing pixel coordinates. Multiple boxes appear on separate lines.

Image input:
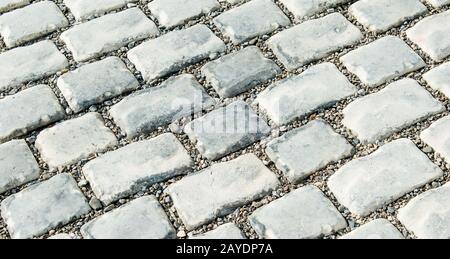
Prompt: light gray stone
<box><xmin>340</xmin><ymin>36</ymin><xmax>425</xmax><ymax>87</ymax></box>
<box><xmin>48</xmin><ymin>233</ymin><xmax>73</xmax><ymax>239</ymax></box>
<box><xmin>425</xmin><ymin>0</ymin><xmax>450</xmax><ymax>7</ymax></box>
<box><xmin>342</xmin><ymin>79</ymin><xmax>445</xmax><ymax>143</ymax></box>
<box><xmin>340</xmin><ymin>219</ymin><xmax>404</xmax><ymax>239</ymax></box>
<box><xmin>166</xmin><ymin>154</ymin><xmax>280</xmax><ymax>230</ymax></box>
<box><xmin>279</xmin><ymin>0</ymin><xmax>351</xmax><ymax>20</ymax></box>
<box><xmin>423</xmin><ymin>62</ymin><xmax>450</xmax><ymax>99</ymax></box>
<box><xmin>127</xmin><ymin>24</ymin><xmax>225</xmax><ymax>82</ymax></box>
<box><xmin>267</xmin><ymin>13</ymin><xmax>362</xmax><ymax>70</ymax></box>
<box><xmin>61</xmin><ymin>8</ymin><xmax>158</xmax><ymax>62</ymax></box>
<box><xmin>64</xmin><ymin>0</ymin><xmax>135</xmax><ymax>21</ymax></box>
<box><xmin>328</xmin><ymin>139</ymin><xmax>444</xmax><ymax>216</ymax></box>
<box><xmin>184</xmin><ymin>101</ymin><xmax>271</xmax><ymax>160</ymax></box>
<box><xmin>57</xmin><ymin>57</ymin><xmax>139</xmax><ymax>113</ymax></box>
<box><xmin>421</xmin><ymin>116</ymin><xmax>450</xmax><ymax>164</ymax></box>
<box><xmin>0</xmin><ymin>173</ymin><xmax>91</xmax><ymax>239</ymax></box>
<box><xmin>191</xmin><ymin>223</ymin><xmax>245</xmax><ymax>239</ymax></box>
<box><xmin>249</xmin><ymin>185</ymin><xmax>347</xmax><ymax>239</ymax></box>
<box><xmin>83</xmin><ymin>133</ymin><xmax>193</xmax><ymax>205</ymax></box>
<box><xmin>254</xmin><ymin>63</ymin><xmax>357</xmax><ymax>125</ymax></box>
<box><xmin>81</xmin><ymin>196</ymin><xmax>175</xmax><ymax>239</ymax></box>
<box><xmin>35</xmin><ymin>113</ymin><xmax>118</xmax><ymax>169</ymax></box>
<box><xmin>0</xmin><ymin>0</ymin><xmax>29</xmax><ymax>13</ymax></box>
<box><xmin>110</xmin><ymin>74</ymin><xmax>215</xmax><ymax>139</ymax></box>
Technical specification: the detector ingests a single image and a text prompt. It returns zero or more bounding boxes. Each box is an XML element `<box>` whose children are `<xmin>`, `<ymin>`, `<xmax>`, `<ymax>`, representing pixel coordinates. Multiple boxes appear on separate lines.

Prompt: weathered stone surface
<box><xmin>425</xmin><ymin>0</ymin><xmax>450</xmax><ymax>7</ymax></box>
<box><xmin>0</xmin><ymin>173</ymin><xmax>91</xmax><ymax>239</ymax></box>
<box><xmin>57</xmin><ymin>57</ymin><xmax>139</xmax><ymax>113</ymax></box>
<box><xmin>64</xmin><ymin>0</ymin><xmax>134</xmax><ymax>21</ymax></box>
<box><xmin>83</xmin><ymin>133</ymin><xmax>193</xmax><ymax>205</ymax></box>
<box><xmin>191</xmin><ymin>223</ymin><xmax>245</xmax><ymax>239</ymax></box>
<box><xmin>201</xmin><ymin>46</ymin><xmax>281</xmax><ymax>98</ymax></box>
<box><xmin>249</xmin><ymin>185</ymin><xmax>347</xmax><ymax>239</ymax></box>
<box><xmin>279</xmin><ymin>0</ymin><xmax>350</xmax><ymax>20</ymax></box>
<box><xmin>342</xmin><ymin>79</ymin><xmax>444</xmax><ymax>143</ymax></box>
<box><xmin>423</xmin><ymin>62</ymin><xmax>450</xmax><ymax>99</ymax></box>
<box><xmin>110</xmin><ymin>74</ymin><xmax>215</xmax><ymax>139</ymax></box>
<box><xmin>166</xmin><ymin>154</ymin><xmax>280</xmax><ymax>230</ymax></box>
<box><xmin>48</xmin><ymin>233</ymin><xmax>73</xmax><ymax>239</ymax></box>
<box><xmin>421</xmin><ymin>116</ymin><xmax>450</xmax><ymax>164</ymax></box>
<box><xmin>255</xmin><ymin>63</ymin><xmax>357</xmax><ymax>125</ymax></box>
<box><xmin>185</xmin><ymin>101</ymin><xmax>271</xmax><ymax>160</ymax></box>
<box><xmin>127</xmin><ymin>24</ymin><xmax>225</xmax><ymax>82</ymax></box>
<box><xmin>340</xmin><ymin>219</ymin><xmax>404</xmax><ymax>239</ymax></box>
<box><xmin>35</xmin><ymin>113</ymin><xmax>118</xmax><ymax>169</ymax></box>
<box><xmin>328</xmin><ymin>139</ymin><xmax>444</xmax><ymax>216</ymax></box>
<box><xmin>268</xmin><ymin>13</ymin><xmax>362</xmax><ymax>70</ymax></box>
<box><xmin>81</xmin><ymin>196</ymin><xmax>176</xmax><ymax>239</ymax></box>
<box><xmin>0</xmin><ymin>0</ymin><xmax>29</xmax><ymax>13</ymax></box>
<box><xmin>340</xmin><ymin>36</ymin><xmax>425</xmax><ymax>87</ymax></box>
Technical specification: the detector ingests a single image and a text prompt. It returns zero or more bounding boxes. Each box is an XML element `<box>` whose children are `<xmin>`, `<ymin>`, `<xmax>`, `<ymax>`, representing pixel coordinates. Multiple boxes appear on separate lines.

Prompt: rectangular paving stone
<box><xmin>279</xmin><ymin>0</ymin><xmax>351</xmax><ymax>20</ymax></box>
<box><xmin>342</xmin><ymin>78</ymin><xmax>444</xmax><ymax>143</ymax></box>
<box><xmin>61</xmin><ymin>8</ymin><xmax>158</xmax><ymax>62</ymax></box>
<box><xmin>83</xmin><ymin>133</ymin><xmax>193</xmax><ymax>205</ymax></box>
<box><xmin>0</xmin><ymin>85</ymin><xmax>65</xmax><ymax>144</ymax></box>
<box><xmin>127</xmin><ymin>24</ymin><xmax>225</xmax><ymax>82</ymax></box>
<box><xmin>328</xmin><ymin>139</ymin><xmax>444</xmax><ymax>217</ymax></box>
<box><xmin>249</xmin><ymin>185</ymin><xmax>347</xmax><ymax>239</ymax></box>
<box><xmin>81</xmin><ymin>196</ymin><xmax>175</xmax><ymax>239</ymax></box>
<box><xmin>266</xmin><ymin>120</ymin><xmax>354</xmax><ymax>183</ymax></box>
<box><xmin>254</xmin><ymin>63</ymin><xmax>357</xmax><ymax>125</ymax></box>
<box><xmin>340</xmin><ymin>219</ymin><xmax>404</xmax><ymax>239</ymax></box>
<box><xmin>398</xmin><ymin>182</ymin><xmax>450</xmax><ymax>239</ymax></box>
<box><xmin>35</xmin><ymin>112</ymin><xmax>118</xmax><ymax>169</ymax></box>
<box><xmin>0</xmin><ymin>140</ymin><xmax>39</xmax><ymax>194</ymax></box>
<box><xmin>191</xmin><ymin>223</ymin><xmax>245</xmax><ymax>239</ymax></box>
<box><xmin>0</xmin><ymin>173</ymin><xmax>91</xmax><ymax>239</ymax></box>
<box><xmin>340</xmin><ymin>36</ymin><xmax>425</xmax><ymax>87</ymax></box>
<box><xmin>349</xmin><ymin>0</ymin><xmax>427</xmax><ymax>33</ymax></box>
<box><xmin>213</xmin><ymin>0</ymin><xmax>291</xmax><ymax>44</ymax></box>
<box><xmin>0</xmin><ymin>0</ymin><xmax>29</xmax><ymax>14</ymax></box>
<box><xmin>64</xmin><ymin>0</ymin><xmax>134</xmax><ymax>21</ymax></box>
<box><xmin>406</xmin><ymin>10</ymin><xmax>450</xmax><ymax>61</ymax></box>
<box><xmin>0</xmin><ymin>1</ymin><xmax>68</xmax><ymax>47</ymax></box>
<box><xmin>166</xmin><ymin>154</ymin><xmax>280</xmax><ymax>230</ymax></box>
<box><xmin>267</xmin><ymin>13</ymin><xmax>362</xmax><ymax>70</ymax></box>
<box><xmin>184</xmin><ymin>100</ymin><xmax>271</xmax><ymax>160</ymax></box>
<box><xmin>0</xmin><ymin>40</ymin><xmax>68</xmax><ymax>91</ymax></box>
<box><xmin>149</xmin><ymin>0</ymin><xmax>220</xmax><ymax>28</ymax></box>
<box><xmin>420</xmin><ymin>116</ymin><xmax>450</xmax><ymax>164</ymax></box>
<box><xmin>423</xmin><ymin>62</ymin><xmax>450</xmax><ymax>99</ymax></box>
<box><xmin>426</xmin><ymin>0</ymin><xmax>450</xmax><ymax>7</ymax></box>
<box><xmin>201</xmin><ymin>46</ymin><xmax>281</xmax><ymax>98</ymax></box>
<box><xmin>109</xmin><ymin>74</ymin><xmax>215</xmax><ymax>139</ymax></box>
<box><xmin>57</xmin><ymin>57</ymin><xmax>139</xmax><ymax>113</ymax></box>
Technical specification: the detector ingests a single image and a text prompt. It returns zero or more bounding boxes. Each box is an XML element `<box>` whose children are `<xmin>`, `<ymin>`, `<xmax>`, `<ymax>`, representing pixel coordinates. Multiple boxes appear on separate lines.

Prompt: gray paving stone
<box><xmin>166</xmin><ymin>154</ymin><xmax>280</xmax><ymax>230</ymax></box>
<box><xmin>398</xmin><ymin>182</ymin><xmax>450</xmax><ymax>239</ymax></box>
<box><xmin>149</xmin><ymin>0</ymin><xmax>220</xmax><ymax>28</ymax></box>
<box><xmin>267</xmin><ymin>13</ymin><xmax>362</xmax><ymax>70</ymax></box>
<box><xmin>201</xmin><ymin>46</ymin><xmax>281</xmax><ymax>98</ymax></box>
<box><xmin>0</xmin><ymin>173</ymin><xmax>91</xmax><ymax>239</ymax></box>
<box><xmin>266</xmin><ymin>120</ymin><xmax>353</xmax><ymax>183</ymax></box>
<box><xmin>0</xmin><ymin>0</ymin><xmax>29</xmax><ymax>13</ymax></box>
<box><xmin>254</xmin><ymin>63</ymin><xmax>357</xmax><ymax>125</ymax></box>
<box><xmin>64</xmin><ymin>0</ymin><xmax>135</xmax><ymax>21</ymax></box>
<box><xmin>61</xmin><ymin>8</ymin><xmax>158</xmax><ymax>62</ymax></box>
<box><xmin>127</xmin><ymin>24</ymin><xmax>225</xmax><ymax>82</ymax></box>
<box><xmin>279</xmin><ymin>0</ymin><xmax>351</xmax><ymax>20</ymax></box>
<box><xmin>213</xmin><ymin>0</ymin><xmax>290</xmax><ymax>44</ymax></box>
<box><xmin>421</xmin><ymin>116</ymin><xmax>450</xmax><ymax>164</ymax></box>
<box><xmin>340</xmin><ymin>219</ymin><xmax>404</xmax><ymax>239</ymax></box>
<box><xmin>426</xmin><ymin>0</ymin><xmax>450</xmax><ymax>7</ymax></box>
<box><xmin>81</xmin><ymin>196</ymin><xmax>176</xmax><ymax>239</ymax></box>
<box><xmin>342</xmin><ymin>79</ymin><xmax>444</xmax><ymax>143</ymax></box>
<box><xmin>0</xmin><ymin>40</ymin><xmax>68</xmax><ymax>91</ymax></box>
<box><xmin>340</xmin><ymin>36</ymin><xmax>425</xmax><ymax>87</ymax></box>
<box><xmin>110</xmin><ymin>74</ymin><xmax>215</xmax><ymax>139</ymax></box>
<box><xmin>83</xmin><ymin>133</ymin><xmax>193</xmax><ymax>205</ymax></box>
<box><xmin>0</xmin><ymin>140</ymin><xmax>39</xmax><ymax>194</ymax></box>
<box><xmin>423</xmin><ymin>62</ymin><xmax>450</xmax><ymax>99</ymax></box>
<box><xmin>406</xmin><ymin>10</ymin><xmax>450</xmax><ymax>61</ymax></box>
<box><xmin>0</xmin><ymin>85</ymin><xmax>65</xmax><ymax>143</ymax></box>
<box><xmin>35</xmin><ymin>112</ymin><xmax>118</xmax><ymax>169</ymax></box>
<box><xmin>328</xmin><ymin>139</ymin><xmax>444</xmax><ymax>217</ymax></box>
<box><xmin>191</xmin><ymin>223</ymin><xmax>246</xmax><ymax>239</ymax></box>
<box><xmin>57</xmin><ymin>57</ymin><xmax>139</xmax><ymax>113</ymax></box>
<box><xmin>249</xmin><ymin>185</ymin><xmax>347</xmax><ymax>239</ymax></box>
<box><xmin>184</xmin><ymin>100</ymin><xmax>271</xmax><ymax>160</ymax></box>
<box><xmin>48</xmin><ymin>233</ymin><xmax>73</xmax><ymax>239</ymax></box>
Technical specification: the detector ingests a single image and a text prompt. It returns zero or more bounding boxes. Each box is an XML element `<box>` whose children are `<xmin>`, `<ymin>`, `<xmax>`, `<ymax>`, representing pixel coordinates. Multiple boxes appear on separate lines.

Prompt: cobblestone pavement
<box><xmin>0</xmin><ymin>0</ymin><xmax>449</xmax><ymax>239</ymax></box>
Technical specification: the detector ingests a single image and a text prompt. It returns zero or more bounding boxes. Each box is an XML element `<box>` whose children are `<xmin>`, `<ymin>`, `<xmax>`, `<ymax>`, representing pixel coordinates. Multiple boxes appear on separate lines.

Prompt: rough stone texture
<box><xmin>81</xmin><ymin>196</ymin><xmax>176</xmax><ymax>239</ymax></box>
<box><xmin>127</xmin><ymin>24</ymin><xmax>225</xmax><ymax>82</ymax></box>
<box><xmin>57</xmin><ymin>57</ymin><xmax>139</xmax><ymax>113</ymax></box>
<box><xmin>328</xmin><ymin>139</ymin><xmax>444</xmax><ymax>217</ymax></box>
<box><xmin>64</xmin><ymin>0</ymin><xmax>134</xmax><ymax>21</ymax></box>
<box><xmin>340</xmin><ymin>219</ymin><xmax>404</xmax><ymax>239</ymax></box>
<box><xmin>184</xmin><ymin>101</ymin><xmax>271</xmax><ymax>160</ymax></box>
<box><xmin>110</xmin><ymin>74</ymin><xmax>215</xmax><ymax>139</ymax></box>
<box><xmin>0</xmin><ymin>173</ymin><xmax>91</xmax><ymax>239</ymax></box>
<box><xmin>83</xmin><ymin>133</ymin><xmax>193</xmax><ymax>205</ymax></box>
<box><xmin>342</xmin><ymin>79</ymin><xmax>445</xmax><ymax>143</ymax></box>
<box><xmin>255</xmin><ymin>63</ymin><xmax>357</xmax><ymax>125</ymax></box>
<box><xmin>421</xmin><ymin>116</ymin><xmax>450</xmax><ymax>164</ymax></box>
<box><xmin>190</xmin><ymin>223</ymin><xmax>246</xmax><ymax>239</ymax></box>
<box><xmin>201</xmin><ymin>46</ymin><xmax>281</xmax><ymax>98</ymax></box>
<box><xmin>279</xmin><ymin>0</ymin><xmax>350</xmax><ymax>20</ymax></box>
<box><xmin>423</xmin><ymin>62</ymin><xmax>450</xmax><ymax>99</ymax></box>
<box><xmin>425</xmin><ymin>0</ymin><xmax>450</xmax><ymax>7</ymax></box>
<box><xmin>340</xmin><ymin>36</ymin><xmax>426</xmax><ymax>87</ymax></box>
<box><xmin>249</xmin><ymin>185</ymin><xmax>347</xmax><ymax>239</ymax></box>
<box><xmin>48</xmin><ymin>233</ymin><xmax>73</xmax><ymax>239</ymax></box>
<box><xmin>35</xmin><ymin>113</ymin><xmax>118</xmax><ymax>169</ymax></box>
<box><xmin>0</xmin><ymin>0</ymin><xmax>29</xmax><ymax>13</ymax></box>
<box><xmin>166</xmin><ymin>154</ymin><xmax>280</xmax><ymax>230</ymax></box>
